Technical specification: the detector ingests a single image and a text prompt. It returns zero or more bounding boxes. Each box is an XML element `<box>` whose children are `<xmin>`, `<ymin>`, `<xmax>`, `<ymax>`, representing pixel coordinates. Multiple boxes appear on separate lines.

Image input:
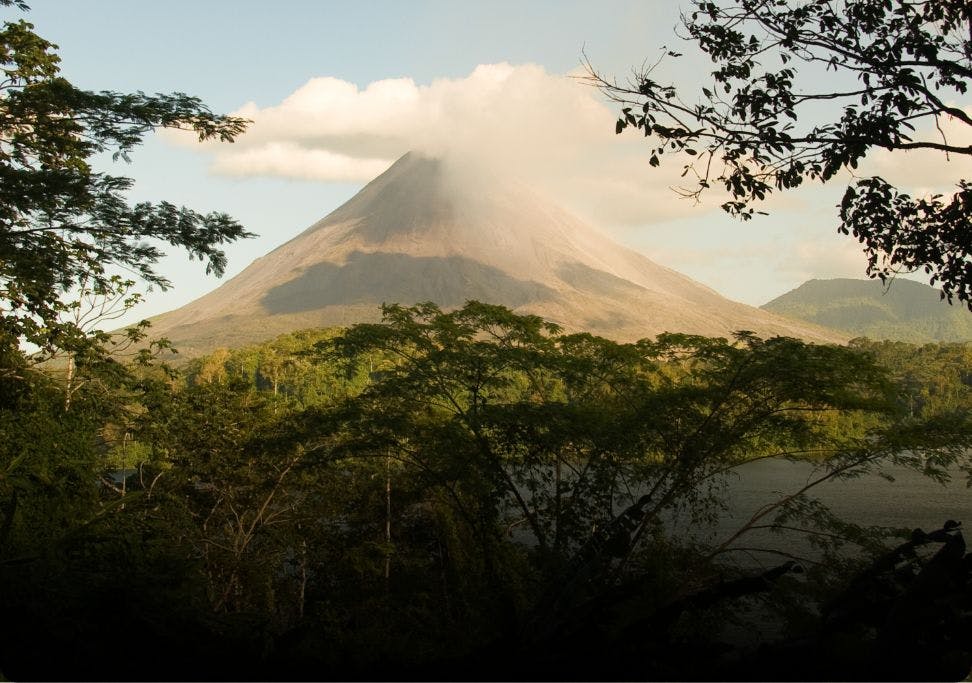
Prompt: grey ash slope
<box><xmin>148</xmin><ymin>152</ymin><xmax>845</xmax><ymax>356</ymax></box>
<box><xmin>762</xmin><ymin>278</ymin><xmax>972</xmax><ymax>343</ymax></box>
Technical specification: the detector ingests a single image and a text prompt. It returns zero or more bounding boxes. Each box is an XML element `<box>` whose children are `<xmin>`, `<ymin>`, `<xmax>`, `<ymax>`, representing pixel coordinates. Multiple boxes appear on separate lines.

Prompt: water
<box><xmin>508</xmin><ymin>458</ymin><xmax>972</xmax><ymax>558</ymax></box>
<box><xmin>685</xmin><ymin>458</ymin><xmax>972</xmax><ymax>567</ymax></box>
<box><xmin>669</xmin><ymin>458</ymin><xmax>972</xmax><ymax>648</ymax></box>
<box><xmin>726</xmin><ymin>458</ymin><xmax>971</xmax><ymax>529</ymax></box>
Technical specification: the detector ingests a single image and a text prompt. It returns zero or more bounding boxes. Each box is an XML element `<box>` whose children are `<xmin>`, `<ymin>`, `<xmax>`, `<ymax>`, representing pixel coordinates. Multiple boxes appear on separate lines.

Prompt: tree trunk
<box><xmin>384</xmin><ymin>453</ymin><xmax>392</xmax><ymax>591</ymax></box>
<box><xmin>63</xmin><ymin>355</ymin><xmax>75</xmax><ymax>411</ymax></box>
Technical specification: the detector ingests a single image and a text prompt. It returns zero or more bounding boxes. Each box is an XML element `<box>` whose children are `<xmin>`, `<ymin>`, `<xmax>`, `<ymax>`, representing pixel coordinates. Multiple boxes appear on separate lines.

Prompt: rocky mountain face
<box><xmin>762</xmin><ymin>278</ymin><xmax>972</xmax><ymax>343</ymax></box>
<box><xmin>147</xmin><ymin>152</ymin><xmax>845</xmax><ymax>356</ymax></box>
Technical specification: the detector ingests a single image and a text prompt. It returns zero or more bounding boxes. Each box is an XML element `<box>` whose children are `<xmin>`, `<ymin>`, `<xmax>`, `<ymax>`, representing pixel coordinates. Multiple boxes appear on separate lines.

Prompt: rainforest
<box><xmin>2</xmin><ymin>301</ymin><xmax>972</xmax><ymax>680</ymax></box>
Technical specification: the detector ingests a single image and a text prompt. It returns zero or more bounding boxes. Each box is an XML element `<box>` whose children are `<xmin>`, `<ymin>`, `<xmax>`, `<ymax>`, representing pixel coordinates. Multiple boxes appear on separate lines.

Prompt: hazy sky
<box><xmin>16</xmin><ymin>1</ymin><xmax>971</xmax><ymax>325</ymax></box>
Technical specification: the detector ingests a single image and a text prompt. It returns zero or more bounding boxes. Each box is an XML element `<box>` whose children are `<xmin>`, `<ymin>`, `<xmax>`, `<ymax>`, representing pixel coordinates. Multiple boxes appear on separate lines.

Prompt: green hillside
<box><xmin>761</xmin><ymin>278</ymin><xmax>972</xmax><ymax>343</ymax></box>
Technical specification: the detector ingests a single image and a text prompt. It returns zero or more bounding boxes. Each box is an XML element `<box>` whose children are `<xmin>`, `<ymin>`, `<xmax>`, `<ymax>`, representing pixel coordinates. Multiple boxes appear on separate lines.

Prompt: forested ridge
<box><xmin>762</xmin><ymin>278</ymin><xmax>972</xmax><ymax>343</ymax></box>
<box><xmin>2</xmin><ymin>302</ymin><xmax>972</xmax><ymax>680</ymax></box>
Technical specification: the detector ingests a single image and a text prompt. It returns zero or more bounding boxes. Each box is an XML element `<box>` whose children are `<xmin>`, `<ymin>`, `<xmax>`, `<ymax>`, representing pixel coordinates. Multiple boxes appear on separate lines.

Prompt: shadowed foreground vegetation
<box><xmin>2</xmin><ymin>302</ymin><xmax>972</xmax><ymax>680</ymax></box>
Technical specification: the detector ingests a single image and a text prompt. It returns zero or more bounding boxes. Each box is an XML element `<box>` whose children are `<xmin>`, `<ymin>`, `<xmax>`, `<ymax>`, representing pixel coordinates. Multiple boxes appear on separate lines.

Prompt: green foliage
<box><xmin>182</xmin><ymin>327</ymin><xmax>368</xmax><ymax>407</ymax></box>
<box><xmin>2</xmin><ymin>302</ymin><xmax>971</xmax><ymax>679</ymax></box>
<box><xmin>0</xmin><ymin>368</ymin><xmax>102</xmax><ymax>553</ymax></box>
<box><xmin>0</xmin><ymin>8</ymin><xmax>265</xmax><ymax>675</ymax></box>
<box><xmin>850</xmin><ymin>337</ymin><xmax>972</xmax><ymax>419</ymax></box>
<box><xmin>0</xmin><ymin>5</ymin><xmax>251</xmax><ymax>355</ymax></box>
<box><xmin>589</xmin><ymin>0</ymin><xmax>972</xmax><ymax>306</ymax></box>
<box><xmin>315</xmin><ymin>305</ymin><xmax>923</xmax><ymax>621</ymax></box>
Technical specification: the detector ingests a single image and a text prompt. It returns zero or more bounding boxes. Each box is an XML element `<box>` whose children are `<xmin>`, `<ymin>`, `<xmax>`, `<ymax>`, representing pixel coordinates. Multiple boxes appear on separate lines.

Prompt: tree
<box><xmin>299</xmin><ymin>301</ymin><xmax>972</xmax><ymax>678</ymax></box>
<box><xmin>321</xmin><ymin>304</ymin><xmax>959</xmax><ymax>633</ymax></box>
<box><xmin>3</xmin><ymin>303</ymin><xmax>971</xmax><ymax>679</ymax></box>
<box><xmin>0</xmin><ymin>1</ymin><xmax>251</xmax><ymax>357</ymax></box>
<box><xmin>587</xmin><ymin>0</ymin><xmax>972</xmax><ymax>306</ymax></box>
<box><xmin>0</xmin><ymin>10</ymin><xmax>257</xmax><ymax>676</ymax></box>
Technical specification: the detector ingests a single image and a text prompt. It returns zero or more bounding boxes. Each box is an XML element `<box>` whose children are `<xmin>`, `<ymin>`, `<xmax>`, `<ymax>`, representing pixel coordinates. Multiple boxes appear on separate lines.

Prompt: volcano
<box><xmin>147</xmin><ymin>152</ymin><xmax>844</xmax><ymax>355</ymax></box>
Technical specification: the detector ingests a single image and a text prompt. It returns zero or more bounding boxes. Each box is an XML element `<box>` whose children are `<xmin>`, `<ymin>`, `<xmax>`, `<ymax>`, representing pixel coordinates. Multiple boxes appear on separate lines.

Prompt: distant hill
<box><xmin>761</xmin><ymin>278</ymin><xmax>972</xmax><ymax>342</ymax></box>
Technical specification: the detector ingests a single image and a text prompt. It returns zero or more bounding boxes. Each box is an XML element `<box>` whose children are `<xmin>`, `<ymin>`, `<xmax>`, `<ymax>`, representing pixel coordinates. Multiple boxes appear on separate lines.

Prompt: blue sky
<box><xmin>16</xmin><ymin>1</ymin><xmax>968</xmax><ymax>326</ymax></box>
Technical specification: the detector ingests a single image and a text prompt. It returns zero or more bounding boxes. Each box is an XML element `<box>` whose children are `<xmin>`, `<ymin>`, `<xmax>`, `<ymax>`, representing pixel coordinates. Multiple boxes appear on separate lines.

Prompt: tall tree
<box><xmin>588</xmin><ymin>0</ymin><xmax>971</xmax><ymax>306</ymax></box>
<box><xmin>0</xmin><ymin>1</ymin><xmax>251</xmax><ymax>359</ymax></box>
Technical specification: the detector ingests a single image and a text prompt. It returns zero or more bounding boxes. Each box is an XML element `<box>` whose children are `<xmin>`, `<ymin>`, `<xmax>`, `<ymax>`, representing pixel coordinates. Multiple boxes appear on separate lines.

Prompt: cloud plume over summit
<box><xmin>212</xmin><ymin>63</ymin><xmax>609</xmax><ymax>178</ymax></box>
<box><xmin>176</xmin><ymin>63</ymin><xmax>724</xmax><ymax>227</ymax></box>
<box><xmin>176</xmin><ymin>61</ymin><xmax>970</xmax><ymax>231</ymax></box>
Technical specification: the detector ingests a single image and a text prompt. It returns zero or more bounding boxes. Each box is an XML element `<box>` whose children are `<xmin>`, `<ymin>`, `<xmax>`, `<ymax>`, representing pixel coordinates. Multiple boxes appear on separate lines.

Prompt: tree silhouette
<box><xmin>0</xmin><ymin>1</ymin><xmax>251</xmax><ymax>359</ymax></box>
<box><xmin>587</xmin><ymin>0</ymin><xmax>971</xmax><ymax>306</ymax></box>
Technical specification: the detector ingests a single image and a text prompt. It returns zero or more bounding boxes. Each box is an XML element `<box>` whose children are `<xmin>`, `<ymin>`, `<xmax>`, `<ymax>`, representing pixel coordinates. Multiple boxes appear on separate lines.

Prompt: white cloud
<box><xmin>169</xmin><ymin>63</ymin><xmax>731</xmax><ymax>227</ymax></box>
<box><xmin>173</xmin><ymin>69</ymin><xmax>972</xmax><ymax>218</ymax></box>
<box><xmin>211</xmin><ymin>143</ymin><xmax>392</xmax><ymax>183</ymax></box>
<box><xmin>787</xmin><ymin>238</ymin><xmax>872</xmax><ymax>280</ymax></box>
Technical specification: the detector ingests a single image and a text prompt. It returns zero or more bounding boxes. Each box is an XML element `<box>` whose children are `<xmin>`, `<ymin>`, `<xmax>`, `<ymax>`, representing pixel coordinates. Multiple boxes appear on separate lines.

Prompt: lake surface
<box><xmin>676</xmin><ymin>458</ymin><xmax>972</xmax><ymax>566</ymax></box>
<box><xmin>728</xmin><ymin>458</ymin><xmax>970</xmax><ymax>527</ymax></box>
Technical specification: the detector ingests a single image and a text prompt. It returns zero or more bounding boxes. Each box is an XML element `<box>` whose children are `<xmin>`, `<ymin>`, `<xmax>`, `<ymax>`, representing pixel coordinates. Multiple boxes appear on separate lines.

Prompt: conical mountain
<box><xmin>148</xmin><ymin>152</ymin><xmax>845</xmax><ymax>355</ymax></box>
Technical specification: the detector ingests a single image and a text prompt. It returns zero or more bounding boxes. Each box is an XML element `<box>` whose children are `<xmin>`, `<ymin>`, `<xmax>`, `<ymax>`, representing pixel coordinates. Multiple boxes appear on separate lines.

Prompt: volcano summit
<box><xmin>147</xmin><ymin>153</ymin><xmax>843</xmax><ymax>355</ymax></box>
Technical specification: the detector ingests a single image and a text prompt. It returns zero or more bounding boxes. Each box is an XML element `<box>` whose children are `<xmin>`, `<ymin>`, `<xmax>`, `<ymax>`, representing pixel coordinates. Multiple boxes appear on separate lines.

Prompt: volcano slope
<box><xmin>146</xmin><ymin>153</ymin><xmax>845</xmax><ymax>356</ymax></box>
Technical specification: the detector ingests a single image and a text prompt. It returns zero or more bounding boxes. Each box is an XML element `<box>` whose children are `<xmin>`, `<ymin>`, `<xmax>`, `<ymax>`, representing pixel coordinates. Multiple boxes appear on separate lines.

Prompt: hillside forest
<box><xmin>762</xmin><ymin>278</ymin><xmax>972</xmax><ymax>344</ymax></box>
<box><xmin>2</xmin><ymin>301</ymin><xmax>972</xmax><ymax>680</ymax></box>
